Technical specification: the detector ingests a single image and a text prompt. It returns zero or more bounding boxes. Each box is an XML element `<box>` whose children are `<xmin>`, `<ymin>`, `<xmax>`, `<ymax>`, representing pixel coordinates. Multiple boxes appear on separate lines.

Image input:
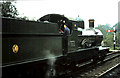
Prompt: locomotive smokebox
<box><xmin>89</xmin><ymin>19</ymin><xmax>94</xmax><ymax>28</ymax></box>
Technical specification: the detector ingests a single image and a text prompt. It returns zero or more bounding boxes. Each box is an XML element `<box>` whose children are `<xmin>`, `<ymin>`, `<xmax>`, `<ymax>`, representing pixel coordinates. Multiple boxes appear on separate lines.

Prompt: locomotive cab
<box><xmin>38</xmin><ymin>14</ymin><xmax>103</xmax><ymax>52</ymax></box>
<box><xmin>38</xmin><ymin>14</ymin><xmax>70</xmax><ymax>34</ymax></box>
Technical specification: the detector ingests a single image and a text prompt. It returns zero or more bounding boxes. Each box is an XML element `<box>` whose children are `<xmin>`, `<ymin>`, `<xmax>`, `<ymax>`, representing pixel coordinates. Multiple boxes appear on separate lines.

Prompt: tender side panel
<box><xmin>3</xmin><ymin>35</ymin><xmax>62</xmax><ymax>66</ymax></box>
<box><xmin>2</xmin><ymin>18</ymin><xmax>62</xmax><ymax>67</ymax></box>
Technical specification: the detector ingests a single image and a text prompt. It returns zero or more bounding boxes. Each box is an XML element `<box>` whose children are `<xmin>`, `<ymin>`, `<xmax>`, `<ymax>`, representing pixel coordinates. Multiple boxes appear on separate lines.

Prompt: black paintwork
<box><xmin>1</xmin><ymin>15</ymin><xmax>108</xmax><ymax>78</ymax></box>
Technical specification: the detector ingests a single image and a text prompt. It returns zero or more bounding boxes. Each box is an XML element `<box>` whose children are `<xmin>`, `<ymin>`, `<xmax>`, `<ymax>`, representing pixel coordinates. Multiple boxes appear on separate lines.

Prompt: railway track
<box><xmin>56</xmin><ymin>51</ymin><xmax>120</xmax><ymax>78</ymax></box>
<box><xmin>98</xmin><ymin>63</ymin><xmax>120</xmax><ymax>78</ymax></box>
<box><xmin>78</xmin><ymin>55</ymin><xmax>120</xmax><ymax>78</ymax></box>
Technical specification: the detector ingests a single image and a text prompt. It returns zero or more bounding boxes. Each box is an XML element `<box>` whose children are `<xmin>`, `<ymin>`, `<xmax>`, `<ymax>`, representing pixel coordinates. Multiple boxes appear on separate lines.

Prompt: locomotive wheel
<box><xmin>93</xmin><ymin>56</ymin><xmax>99</xmax><ymax>63</ymax></box>
<box><xmin>81</xmin><ymin>39</ymin><xmax>92</xmax><ymax>48</ymax></box>
<box><xmin>98</xmin><ymin>53</ymin><xmax>103</xmax><ymax>61</ymax></box>
<box><xmin>98</xmin><ymin>52</ymin><xmax>106</xmax><ymax>62</ymax></box>
<box><xmin>93</xmin><ymin>53</ymin><xmax>105</xmax><ymax>63</ymax></box>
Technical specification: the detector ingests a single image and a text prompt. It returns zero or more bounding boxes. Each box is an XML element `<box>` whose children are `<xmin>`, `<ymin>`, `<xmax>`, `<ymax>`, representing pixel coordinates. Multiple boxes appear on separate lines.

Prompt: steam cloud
<box><xmin>44</xmin><ymin>50</ymin><xmax>56</xmax><ymax>78</ymax></box>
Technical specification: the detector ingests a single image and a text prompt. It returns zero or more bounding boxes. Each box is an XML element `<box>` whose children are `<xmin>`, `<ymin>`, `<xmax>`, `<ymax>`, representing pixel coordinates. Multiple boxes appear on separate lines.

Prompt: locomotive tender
<box><xmin>2</xmin><ymin>14</ymin><xmax>109</xmax><ymax>78</ymax></box>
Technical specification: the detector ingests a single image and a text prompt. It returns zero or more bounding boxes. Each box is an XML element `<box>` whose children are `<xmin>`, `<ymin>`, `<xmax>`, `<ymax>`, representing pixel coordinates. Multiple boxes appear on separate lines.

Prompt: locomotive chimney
<box><xmin>89</xmin><ymin>19</ymin><xmax>94</xmax><ymax>28</ymax></box>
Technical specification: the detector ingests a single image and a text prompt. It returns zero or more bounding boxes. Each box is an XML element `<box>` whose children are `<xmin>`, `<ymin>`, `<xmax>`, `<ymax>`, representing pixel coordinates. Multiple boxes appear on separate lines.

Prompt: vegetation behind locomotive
<box><xmin>2</xmin><ymin>14</ymin><xmax>109</xmax><ymax>78</ymax></box>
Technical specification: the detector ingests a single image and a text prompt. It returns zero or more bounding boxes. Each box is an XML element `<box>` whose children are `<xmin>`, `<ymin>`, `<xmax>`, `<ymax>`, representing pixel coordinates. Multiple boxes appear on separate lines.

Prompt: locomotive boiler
<box><xmin>1</xmin><ymin>14</ymin><xmax>109</xmax><ymax>78</ymax></box>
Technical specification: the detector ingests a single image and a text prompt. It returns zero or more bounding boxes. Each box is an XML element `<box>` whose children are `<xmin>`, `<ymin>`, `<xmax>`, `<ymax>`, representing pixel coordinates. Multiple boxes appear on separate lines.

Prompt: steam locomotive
<box><xmin>2</xmin><ymin>14</ymin><xmax>109</xmax><ymax>78</ymax></box>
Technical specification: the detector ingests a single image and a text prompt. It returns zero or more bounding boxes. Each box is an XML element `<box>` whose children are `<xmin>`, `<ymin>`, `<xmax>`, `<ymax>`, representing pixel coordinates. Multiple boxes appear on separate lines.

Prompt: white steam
<box><xmin>44</xmin><ymin>50</ymin><xmax>56</xmax><ymax>78</ymax></box>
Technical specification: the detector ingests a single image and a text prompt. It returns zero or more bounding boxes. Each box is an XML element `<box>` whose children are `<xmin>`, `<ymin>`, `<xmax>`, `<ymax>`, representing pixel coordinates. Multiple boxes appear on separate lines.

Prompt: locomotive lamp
<box><xmin>89</xmin><ymin>19</ymin><xmax>94</xmax><ymax>28</ymax></box>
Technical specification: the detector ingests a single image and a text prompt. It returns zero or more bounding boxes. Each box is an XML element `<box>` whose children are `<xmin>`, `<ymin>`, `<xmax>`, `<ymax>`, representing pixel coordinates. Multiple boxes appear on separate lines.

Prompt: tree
<box><xmin>95</xmin><ymin>24</ymin><xmax>113</xmax><ymax>39</ymax></box>
<box><xmin>95</xmin><ymin>24</ymin><xmax>114</xmax><ymax>47</ymax></box>
<box><xmin>1</xmin><ymin>1</ymin><xmax>18</xmax><ymax>18</ymax></box>
<box><xmin>113</xmin><ymin>22</ymin><xmax>120</xmax><ymax>47</ymax></box>
<box><xmin>103</xmin><ymin>33</ymin><xmax>113</xmax><ymax>47</ymax></box>
<box><xmin>1</xmin><ymin>2</ymin><xmax>36</xmax><ymax>21</ymax></box>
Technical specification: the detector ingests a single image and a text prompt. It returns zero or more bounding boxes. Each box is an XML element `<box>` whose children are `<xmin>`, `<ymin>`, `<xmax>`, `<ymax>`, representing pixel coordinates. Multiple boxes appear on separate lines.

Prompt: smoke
<box><xmin>44</xmin><ymin>50</ymin><xmax>56</xmax><ymax>78</ymax></box>
<box><xmin>46</xmin><ymin>51</ymin><xmax>56</xmax><ymax>65</ymax></box>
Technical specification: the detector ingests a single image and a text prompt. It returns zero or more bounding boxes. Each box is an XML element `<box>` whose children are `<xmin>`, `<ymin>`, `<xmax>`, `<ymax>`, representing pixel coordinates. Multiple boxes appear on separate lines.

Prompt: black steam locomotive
<box><xmin>2</xmin><ymin>14</ymin><xmax>109</xmax><ymax>78</ymax></box>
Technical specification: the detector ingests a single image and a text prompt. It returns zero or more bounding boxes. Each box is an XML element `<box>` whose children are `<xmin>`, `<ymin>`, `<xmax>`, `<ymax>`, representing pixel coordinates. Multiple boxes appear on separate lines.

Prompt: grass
<box><xmin>110</xmin><ymin>47</ymin><xmax>120</xmax><ymax>50</ymax></box>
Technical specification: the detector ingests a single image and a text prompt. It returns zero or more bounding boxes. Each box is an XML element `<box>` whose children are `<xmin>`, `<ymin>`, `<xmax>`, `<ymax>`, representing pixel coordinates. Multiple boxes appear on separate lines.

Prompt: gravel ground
<box><xmin>101</xmin><ymin>65</ymin><xmax>120</xmax><ymax>78</ymax></box>
<box><xmin>79</xmin><ymin>54</ymin><xmax>120</xmax><ymax>77</ymax></box>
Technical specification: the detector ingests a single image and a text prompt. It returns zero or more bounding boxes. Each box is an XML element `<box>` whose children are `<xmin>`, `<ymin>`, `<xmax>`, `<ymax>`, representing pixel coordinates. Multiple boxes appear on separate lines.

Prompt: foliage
<box><xmin>16</xmin><ymin>16</ymin><xmax>30</xmax><ymax>20</ymax></box>
<box><xmin>1</xmin><ymin>1</ymin><xmax>18</xmax><ymax>18</ymax></box>
<box><xmin>95</xmin><ymin>24</ymin><xmax>113</xmax><ymax>39</ymax></box>
<box><xmin>96</xmin><ymin>23</ymin><xmax>120</xmax><ymax>50</ymax></box>
<box><xmin>103</xmin><ymin>33</ymin><xmax>113</xmax><ymax>47</ymax></box>
<box><xmin>1</xmin><ymin>1</ymin><xmax>35</xmax><ymax>21</ymax></box>
<box><xmin>95</xmin><ymin>24</ymin><xmax>114</xmax><ymax>48</ymax></box>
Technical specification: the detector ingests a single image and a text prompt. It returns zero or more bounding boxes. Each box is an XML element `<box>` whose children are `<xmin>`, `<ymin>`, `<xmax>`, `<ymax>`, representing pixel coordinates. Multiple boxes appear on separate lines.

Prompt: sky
<box><xmin>15</xmin><ymin>0</ymin><xmax>120</xmax><ymax>28</ymax></box>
